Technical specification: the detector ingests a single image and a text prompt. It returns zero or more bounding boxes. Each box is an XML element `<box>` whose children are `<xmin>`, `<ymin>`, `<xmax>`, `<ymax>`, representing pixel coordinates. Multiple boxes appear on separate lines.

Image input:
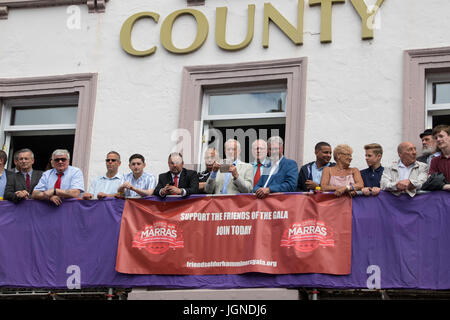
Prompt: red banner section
<box><xmin>116</xmin><ymin>194</ymin><xmax>352</xmax><ymax>275</ymax></box>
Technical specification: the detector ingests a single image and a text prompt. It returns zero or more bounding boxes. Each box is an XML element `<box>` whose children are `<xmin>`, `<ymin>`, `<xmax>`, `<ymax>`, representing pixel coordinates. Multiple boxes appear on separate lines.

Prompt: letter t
<box><xmin>309</xmin><ymin>0</ymin><xmax>345</xmax><ymax>43</ymax></box>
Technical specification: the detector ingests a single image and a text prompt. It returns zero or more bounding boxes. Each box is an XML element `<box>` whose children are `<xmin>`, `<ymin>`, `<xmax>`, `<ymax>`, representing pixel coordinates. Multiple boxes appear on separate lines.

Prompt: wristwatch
<box><xmin>54</xmin><ymin>188</ymin><xmax>57</xmax><ymax>196</ymax></box>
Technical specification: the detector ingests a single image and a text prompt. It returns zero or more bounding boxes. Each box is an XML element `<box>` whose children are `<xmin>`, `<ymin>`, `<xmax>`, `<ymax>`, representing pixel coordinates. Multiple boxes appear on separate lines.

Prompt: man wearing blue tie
<box><xmin>253</xmin><ymin>136</ymin><xmax>298</xmax><ymax>199</ymax></box>
<box><xmin>205</xmin><ymin>139</ymin><xmax>253</xmax><ymax>195</ymax></box>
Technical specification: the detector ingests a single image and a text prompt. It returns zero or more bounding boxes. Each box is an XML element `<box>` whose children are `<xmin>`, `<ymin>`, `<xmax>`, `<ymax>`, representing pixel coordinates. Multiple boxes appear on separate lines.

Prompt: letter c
<box><xmin>120</xmin><ymin>12</ymin><xmax>160</xmax><ymax>57</ymax></box>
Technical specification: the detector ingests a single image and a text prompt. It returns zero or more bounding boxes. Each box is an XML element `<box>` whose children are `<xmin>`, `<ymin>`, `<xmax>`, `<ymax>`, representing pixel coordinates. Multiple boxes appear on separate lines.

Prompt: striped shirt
<box><xmin>120</xmin><ymin>171</ymin><xmax>157</xmax><ymax>198</ymax></box>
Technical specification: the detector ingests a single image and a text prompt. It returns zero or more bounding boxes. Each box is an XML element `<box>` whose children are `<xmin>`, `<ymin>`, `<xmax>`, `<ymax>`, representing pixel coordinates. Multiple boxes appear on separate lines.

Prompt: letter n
<box><xmin>263</xmin><ymin>1</ymin><xmax>304</xmax><ymax>48</ymax></box>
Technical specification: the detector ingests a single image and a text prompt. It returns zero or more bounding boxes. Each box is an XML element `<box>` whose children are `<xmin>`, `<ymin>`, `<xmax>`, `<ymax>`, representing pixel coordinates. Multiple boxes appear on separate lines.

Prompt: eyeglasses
<box><xmin>53</xmin><ymin>158</ymin><xmax>68</xmax><ymax>163</ymax></box>
<box><xmin>105</xmin><ymin>159</ymin><xmax>118</xmax><ymax>163</ymax></box>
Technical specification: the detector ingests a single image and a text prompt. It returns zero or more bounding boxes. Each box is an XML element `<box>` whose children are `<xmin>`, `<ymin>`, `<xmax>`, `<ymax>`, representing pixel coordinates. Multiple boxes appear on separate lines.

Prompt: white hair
<box><xmin>52</xmin><ymin>149</ymin><xmax>71</xmax><ymax>161</ymax></box>
<box><xmin>225</xmin><ymin>139</ymin><xmax>241</xmax><ymax>151</ymax></box>
<box><xmin>267</xmin><ymin>136</ymin><xmax>284</xmax><ymax>147</ymax></box>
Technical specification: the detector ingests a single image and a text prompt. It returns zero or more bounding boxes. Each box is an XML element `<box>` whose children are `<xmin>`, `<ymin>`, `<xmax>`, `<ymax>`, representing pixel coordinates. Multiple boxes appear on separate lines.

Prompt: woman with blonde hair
<box><xmin>320</xmin><ymin>144</ymin><xmax>363</xmax><ymax>197</ymax></box>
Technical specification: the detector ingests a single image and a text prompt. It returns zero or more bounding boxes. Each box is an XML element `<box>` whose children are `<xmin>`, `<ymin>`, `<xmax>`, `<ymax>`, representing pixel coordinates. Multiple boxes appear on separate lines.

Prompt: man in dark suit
<box><xmin>155</xmin><ymin>152</ymin><xmax>199</xmax><ymax>197</ymax></box>
<box><xmin>4</xmin><ymin>148</ymin><xmax>43</xmax><ymax>203</ymax></box>
<box><xmin>253</xmin><ymin>136</ymin><xmax>298</xmax><ymax>199</ymax></box>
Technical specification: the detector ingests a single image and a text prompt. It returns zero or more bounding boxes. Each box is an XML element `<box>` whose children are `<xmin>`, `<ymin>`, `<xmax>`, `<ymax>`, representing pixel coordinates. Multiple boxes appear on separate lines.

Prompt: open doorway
<box><xmin>8</xmin><ymin>134</ymin><xmax>75</xmax><ymax>171</ymax></box>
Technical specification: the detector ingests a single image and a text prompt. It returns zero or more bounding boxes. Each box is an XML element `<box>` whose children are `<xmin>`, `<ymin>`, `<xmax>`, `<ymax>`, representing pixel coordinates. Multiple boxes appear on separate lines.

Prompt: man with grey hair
<box><xmin>251</xmin><ymin>139</ymin><xmax>270</xmax><ymax>188</ymax></box>
<box><xmin>32</xmin><ymin>149</ymin><xmax>85</xmax><ymax>206</ymax></box>
<box><xmin>380</xmin><ymin>141</ymin><xmax>428</xmax><ymax>197</ymax></box>
<box><xmin>82</xmin><ymin>151</ymin><xmax>122</xmax><ymax>200</ymax></box>
<box><xmin>4</xmin><ymin>148</ymin><xmax>43</xmax><ymax>202</ymax></box>
<box><xmin>253</xmin><ymin>136</ymin><xmax>298</xmax><ymax>199</ymax></box>
<box><xmin>205</xmin><ymin>139</ymin><xmax>253</xmax><ymax>194</ymax></box>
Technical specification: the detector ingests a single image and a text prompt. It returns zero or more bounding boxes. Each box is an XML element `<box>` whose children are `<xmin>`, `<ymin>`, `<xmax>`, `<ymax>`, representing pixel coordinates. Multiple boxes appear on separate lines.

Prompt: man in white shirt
<box><xmin>380</xmin><ymin>142</ymin><xmax>428</xmax><ymax>197</ymax></box>
<box><xmin>118</xmin><ymin>153</ymin><xmax>156</xmax><ymax>198</ymax></box>
<box><xmin>82</xmin><ymin>151</ymin><xmax>122</xmax><ymax>200</ymax></box>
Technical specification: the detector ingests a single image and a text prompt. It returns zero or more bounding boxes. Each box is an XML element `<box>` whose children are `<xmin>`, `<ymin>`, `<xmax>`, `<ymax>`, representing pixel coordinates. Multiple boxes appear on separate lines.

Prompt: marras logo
<box><xmin>120</xmin><ymin>0</ymin><xmax>385</xmax><ymax>57</ymax></box>
<box><xmin>132</xmin><ymin>221</ymin><xmax>184</xmax><ymax>254</ymax></box>
<box><xmin>281</xmin><ymin>220</ymin><xmax>334</xmax><ymax>252</ymax></box>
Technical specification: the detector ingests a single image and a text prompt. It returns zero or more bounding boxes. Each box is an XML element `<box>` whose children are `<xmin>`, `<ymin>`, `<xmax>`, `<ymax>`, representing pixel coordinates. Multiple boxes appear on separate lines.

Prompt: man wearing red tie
<box><xmin>32</xmin><ymin>149</ymin><xmax>85</xmax><ymax>206</ymax></box>
<box><xmin>4</xmin><ymin>148</ymin><xmax>43</xmax><ymax>203</ymax></box>
<box><xmin>251</xmin><ymin>139</ymin><xmax>269</xmax><ymax>188</ymax></box>
<box><xmin>154</xmin><ymin>152</ymin><xmax>199</xmax><ymax>197</ymax></box>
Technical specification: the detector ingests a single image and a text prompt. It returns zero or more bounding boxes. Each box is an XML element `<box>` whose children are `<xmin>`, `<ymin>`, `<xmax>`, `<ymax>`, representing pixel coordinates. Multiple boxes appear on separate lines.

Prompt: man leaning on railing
<box><xmin>31</xmin><ymin>149</ymin><xmax>85</xmax><ymax>206</ymax></box>
<box><xmin>428</xmin><ymin>125</ymin><xmax>450</xmax><ymax>191</ymax></box>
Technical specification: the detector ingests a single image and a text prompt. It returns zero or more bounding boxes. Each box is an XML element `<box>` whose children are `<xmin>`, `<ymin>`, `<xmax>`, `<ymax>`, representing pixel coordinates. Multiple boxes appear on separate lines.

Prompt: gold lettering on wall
<box><xmin>120</xmin><ymin>12</ymin><xmax>160</xmax><ymax>56</ymax></box>
<box><xmin>263</xmin><ymin>1</ymin><xmax>304</xmax><ymax>48</ymax></box>
<box><xmin>119</xmin><ymin>1</ymin><xmax>386</xmax><ymax>57</ymax></box>
<box><xmin>309</xmin><ymin>0</ymin><xmax>345</xmax><ymax>43</ymax></box>
<box><xmin>350</xmin><ymin>0</ymin><xmax>385</xmax><ymax>40</ymax></box>
<box><xmin>160</xmin><ymin>9</ymin><xmax>209</xmax><ymax>54</ymax></box>
<box><xmin>215</xmin><ymin>5</ymin><xmax>255</xmax><ymax>51</ymax></box>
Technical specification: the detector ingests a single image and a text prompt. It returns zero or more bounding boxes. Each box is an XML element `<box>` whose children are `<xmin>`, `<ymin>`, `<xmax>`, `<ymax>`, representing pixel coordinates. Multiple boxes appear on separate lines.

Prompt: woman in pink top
<box><xmin>321</xmin><ymin>144</ymin><xmax>364</xmax><ymax>197</ymax></box>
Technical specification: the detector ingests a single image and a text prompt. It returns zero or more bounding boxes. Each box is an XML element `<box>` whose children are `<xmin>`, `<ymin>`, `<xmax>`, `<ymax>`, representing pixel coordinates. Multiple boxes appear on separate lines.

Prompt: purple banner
<box><xmin>0</xmin><ymin>191</ymin><xmax>449</xmax><ymax>290</ymax></box>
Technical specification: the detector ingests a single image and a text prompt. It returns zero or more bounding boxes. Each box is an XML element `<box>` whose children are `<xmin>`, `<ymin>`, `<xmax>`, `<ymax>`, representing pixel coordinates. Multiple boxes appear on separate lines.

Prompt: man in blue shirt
<box><xmin>360</xmin><ymin>143</ymin><xmax>384</xmax><ymax>196</ymax></box>
<box><xmin>82</xmin><ymin>151</ymin><xmax>122</xmax><ymax>200</ymax></box>
<box><xmin>32</xmin><ymin>149</ymin><xmax>85</xmax><ymax>206</ymax></box>
<box><xmin>118</xmin><ymin>154</ymin><xmax>156</xmax><ymax>198</ymax></box>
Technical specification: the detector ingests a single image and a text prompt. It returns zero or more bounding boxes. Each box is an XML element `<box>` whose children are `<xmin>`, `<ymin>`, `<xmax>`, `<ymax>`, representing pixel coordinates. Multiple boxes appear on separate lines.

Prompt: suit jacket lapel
<box><xmin>179</xmin><ymin>168</ymin><xmax>187</xmax><ymax>187</ymax></box>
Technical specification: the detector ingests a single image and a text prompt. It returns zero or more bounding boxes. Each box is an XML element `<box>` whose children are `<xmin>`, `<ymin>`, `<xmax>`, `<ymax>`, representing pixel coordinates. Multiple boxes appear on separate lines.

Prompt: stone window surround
<box><xmin>403</xmin><ymin>46</ymin><xmax>450</xmax><ymax>150</ymax></box>
<box><xmin>0</xmin><ymin>73</ymin><xmax>98</xmax><ymax>185</ymax></box>
<box><xmin>179</xmin><ymin>57</ymin><xmax>307</xmax><ymax>170</ymax></box>
<box><xmin>187</xmin><ymin>0</ymin><xmax>205</xmax><ymax>6</ymax></box>
<box><xmin>0</xmin><ymin>0</ymin><xmax>109</xmax><ymax>19</ymax></box>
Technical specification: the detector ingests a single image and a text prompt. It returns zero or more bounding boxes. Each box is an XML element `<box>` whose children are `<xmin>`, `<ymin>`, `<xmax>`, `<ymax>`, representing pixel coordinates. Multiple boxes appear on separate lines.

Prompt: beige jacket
<box><xmin>205</xmin><ymin>161</ymin><xmax>253</xmax><ymax>194</ymax></box>
<box><xmin>380</xmin><ymin>160</ymin><xmax>428</xmax><ymax>197</ymax></box>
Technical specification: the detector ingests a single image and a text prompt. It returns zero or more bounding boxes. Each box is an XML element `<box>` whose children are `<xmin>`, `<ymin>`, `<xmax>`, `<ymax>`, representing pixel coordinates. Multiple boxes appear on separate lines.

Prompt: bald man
<box><xmin>380</xmin><ymin>142</ymin><xmax>428</xmax><ymax>197</ymax></box>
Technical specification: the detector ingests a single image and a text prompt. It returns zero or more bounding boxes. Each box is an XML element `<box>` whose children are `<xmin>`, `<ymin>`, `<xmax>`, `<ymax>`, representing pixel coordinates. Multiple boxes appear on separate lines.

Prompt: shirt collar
<box><xmin>102</xmin><ymin>172</ymin><xmax>121</xmax><ymax>180</ymax></box>
<box><xmin>398</xmin><ymin>160</ymin><xmax>415</xmax><ymax>169</ymax></box>
<box><xmin>252</xmin><ymin>158</ymin><xmax>270</xmax><ymax>167</ymax></box>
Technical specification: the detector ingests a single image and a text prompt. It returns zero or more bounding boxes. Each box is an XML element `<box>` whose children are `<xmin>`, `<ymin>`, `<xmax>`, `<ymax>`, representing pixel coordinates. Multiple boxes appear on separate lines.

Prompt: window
<box><xmin>403</xmin><ymin>46</ymin><xmax>450</xmax><ymax>144</ymax></box>
<box><xmin>1</xmin><ymin>95</ymin><xmax>79</xmax><ymax>171</ymax></box>
<box><xmin>426</xmin><ymin>72</ymin><xmax>450</xmax><ymax>128</ymax></box>
<box><xmin>0</xmin><ymin>0</ymin><xmax>109</xmax><ymax>19</ymax></box>
<box><xmin>178</xmin><ymin>58</ymin><xmax>307</xmax><ymax>170</ymax></box>
<box><xmin>0</xmin><ymin>73</ymin><xmax>97</xmax><ymax>181</ymax></box>
<box><xmin>201</xmin><ymin>84</ymin><xmax>287</xmax><ymax>165</ymax></box>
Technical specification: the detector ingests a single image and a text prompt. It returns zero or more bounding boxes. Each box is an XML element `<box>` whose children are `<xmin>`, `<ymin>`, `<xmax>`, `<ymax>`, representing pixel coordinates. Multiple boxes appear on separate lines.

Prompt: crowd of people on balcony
<box><xmin>0</xmin><ymin>125</ymin><xmax>449</xmax><ymax>206</ymax></box>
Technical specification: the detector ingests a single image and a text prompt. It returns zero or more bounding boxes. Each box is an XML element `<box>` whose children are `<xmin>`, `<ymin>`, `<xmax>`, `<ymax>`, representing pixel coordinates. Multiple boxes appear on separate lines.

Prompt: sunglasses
<box><xmin>105</xmin><ymin>159</ymin><xmax>118</xmax><ymax>163</ymax></box>
<box><xmin>53</xmin><ymin>158</ymin><xmax>68</xmax><ymax>163</ymax></box>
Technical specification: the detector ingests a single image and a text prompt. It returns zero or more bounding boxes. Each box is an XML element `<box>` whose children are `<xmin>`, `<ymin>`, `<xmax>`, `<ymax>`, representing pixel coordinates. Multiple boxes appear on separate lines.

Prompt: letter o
<box><xmin>160</xmin><ymin>9</ymin><xmax>209</xmax><ymax>54</ymax></box>
<box><xmin>120</xmin><ymin>12</ymin><xmax>160</xmax><ymax>57</ymax></box>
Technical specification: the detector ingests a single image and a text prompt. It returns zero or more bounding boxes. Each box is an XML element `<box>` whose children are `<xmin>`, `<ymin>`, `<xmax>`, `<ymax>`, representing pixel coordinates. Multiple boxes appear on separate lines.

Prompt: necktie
<box><xmin>221</xmin><ymin>172</ymin><xmax>231</xmax><ymax>194</ymax></box>
<box><xmin>174</xmin><ymin>175</ymin><xmax>178</xmax><ymax>188</ymax></box>
<box><xmin>26</xmin><ymin>173</ymin><xmax>30</xmax><ymax>192</ymax></box>
<box><xmin>54</xmin><ymin>173</ymin><xmax>64</xmax><ymax>189</ymax></box>
<box><xmin>253</xmin><ymin>163</ymin><xmax>262</xmax><ymax>187</ymax></box>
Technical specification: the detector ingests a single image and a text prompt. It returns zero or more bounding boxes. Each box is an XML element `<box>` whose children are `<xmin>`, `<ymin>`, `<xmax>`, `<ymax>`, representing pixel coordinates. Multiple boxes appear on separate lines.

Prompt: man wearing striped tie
<box><xmin>32</xmin><ymin>149</ymin><xmax>85</xmax><ymax>206</ymax></box>
<box><xmin>4</xmin><ymin>148</ymin><xmax>43</xmax><ymax>203</ymax></box>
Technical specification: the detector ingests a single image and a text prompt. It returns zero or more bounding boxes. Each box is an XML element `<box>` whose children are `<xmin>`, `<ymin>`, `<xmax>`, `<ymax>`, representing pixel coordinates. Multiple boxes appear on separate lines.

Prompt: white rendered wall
<box><xmin>0</xmin><ymin>0</ymin><xmax>449</xmax><ymax>187</ymax></box>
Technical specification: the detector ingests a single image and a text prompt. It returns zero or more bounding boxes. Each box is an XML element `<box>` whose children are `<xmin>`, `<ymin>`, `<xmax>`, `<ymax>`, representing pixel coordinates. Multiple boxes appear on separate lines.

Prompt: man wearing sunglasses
<box><xmin>82</xmin><ymin>151</ymin><xmax>122</xmax><ymax>200</ymax></box>
<box><xmin>32</xmin><ymin>149</ymin><xmax>85</xmax><ymax>206</ymax></box>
